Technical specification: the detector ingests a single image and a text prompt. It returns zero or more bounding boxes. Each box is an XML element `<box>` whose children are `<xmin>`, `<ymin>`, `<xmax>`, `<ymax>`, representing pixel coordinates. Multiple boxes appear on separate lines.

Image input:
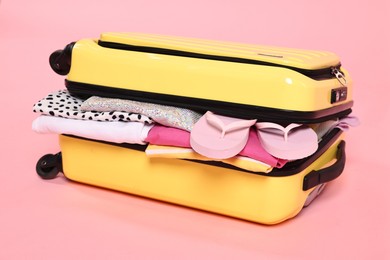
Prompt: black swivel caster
<box><xmin>36</xmin><ymin>153</ymin><xmax>63</xmax><ymax>180</ymax></box>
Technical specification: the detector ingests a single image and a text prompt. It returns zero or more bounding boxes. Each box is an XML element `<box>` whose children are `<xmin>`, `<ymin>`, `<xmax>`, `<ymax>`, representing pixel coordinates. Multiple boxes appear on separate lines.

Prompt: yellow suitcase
<box><xmin>50</xmin><ymin>32</ymin><xmax>353</xmax><ymax>124</ymax></box>
<box><xmin>36</xmin><ymin>33</ymin><xmax>352</xmax><ymax>224</ymax></box>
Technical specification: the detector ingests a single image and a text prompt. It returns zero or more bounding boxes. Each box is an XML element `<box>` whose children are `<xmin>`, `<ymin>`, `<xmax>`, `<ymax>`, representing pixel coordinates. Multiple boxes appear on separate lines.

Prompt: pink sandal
<box><xmin>190</xmin><ymin>111</ymin><xmax>256</xmax><ymax>159</ymax></box>
<box><xmin>256</xmin><ymin>122</ymin><xmax>318</xmax><ymax>160</ymax></box>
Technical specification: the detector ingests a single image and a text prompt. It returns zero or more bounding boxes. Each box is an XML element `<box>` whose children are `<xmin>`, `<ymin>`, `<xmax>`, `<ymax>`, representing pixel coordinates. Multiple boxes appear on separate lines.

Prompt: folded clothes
<box><xmin>310</xmin><ymin>120</ymin><xmax>338</xmax><ymax>141</ymax></box>
<box><xmin>81</xmin><ymin>96</ymin><xmax>202</xmax><ymax>131</ymax></box>
<box><xmin>33</xmin><ymin>90</ymin><xmax>154</xmax><ymax>124</ymax></box>
<box><xmin>310</xmin><ymin>116</ymin><xmax>360</xmax><ymax>141</ymax></box>
<box><xmin>145</xmin><ymin>144</ymin><xmax>273</xmax><ymax>173</ymax></box>
<box><xmin>145</xmin><ymin>125</ymin><xmax>191</xmax><ymax>147</ymax></box>
<box><xmin>32</xmin><ymin>115</ymin><xmax>153</xmax><ymax>145</ymax></box>
<box><xmin>145</xmin><ymin>124</ymin><xmax>287</xmax><ymax>168</ymax></box>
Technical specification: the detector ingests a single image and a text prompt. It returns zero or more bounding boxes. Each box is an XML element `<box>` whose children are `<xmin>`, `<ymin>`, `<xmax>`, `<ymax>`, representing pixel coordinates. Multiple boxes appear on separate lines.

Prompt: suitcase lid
<box><xmin>99</xmin><ymin>32</ymin><xmax>341</xmax><ymax>70</ymax></box>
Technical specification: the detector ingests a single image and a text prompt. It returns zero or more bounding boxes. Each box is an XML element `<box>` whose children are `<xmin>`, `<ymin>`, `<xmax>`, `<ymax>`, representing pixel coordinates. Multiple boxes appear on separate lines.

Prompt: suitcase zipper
<box><xmin>98</xmin><ymin>41</ymin><xmax>341</xmax><ymax>81</ymax></box>
<box><xmin>62</xmin><ymin>127</ymin><xmax>343</xmax><ymax>177</ymax></box>
<box><xmin>331</xmin><ymin>67</ymin><xmax>347</xmax><ymax>86</ymax></box>
<box><xmin>66</xmin><ymin>79</ymin><xmax>352</xmax><ymax>124</ymax></box>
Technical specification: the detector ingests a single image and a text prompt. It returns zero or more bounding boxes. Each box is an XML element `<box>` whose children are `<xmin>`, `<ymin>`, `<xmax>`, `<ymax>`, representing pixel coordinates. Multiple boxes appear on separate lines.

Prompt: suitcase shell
<box><xmin>43</xmin><ymin>129</ymin><xmax>345</xmax><ymax>225</ymax></box>
<box><xmin>37</xmin><ymin>33</ymin><xmax>352</xmax><ymax>224</ymax></box>
<box><xmin>52</xmin><ymin>32</ymin><xmax>353</xmax><ymax>123</ymax></box>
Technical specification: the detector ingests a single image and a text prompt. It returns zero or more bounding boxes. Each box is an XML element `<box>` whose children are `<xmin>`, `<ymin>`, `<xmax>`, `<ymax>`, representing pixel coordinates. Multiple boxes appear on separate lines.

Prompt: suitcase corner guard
<box><xmin>49</xmin><ymin>42</ymin><xmax>75</xmax><ymax>76</ymax></box>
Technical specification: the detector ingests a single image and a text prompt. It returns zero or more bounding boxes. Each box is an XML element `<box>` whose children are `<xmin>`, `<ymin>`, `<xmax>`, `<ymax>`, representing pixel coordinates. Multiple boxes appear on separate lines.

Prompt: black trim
<box><xmin>98</xmin><ymin>41</ymin><xmax>340</xmax><ymax>80</ymax></box>
<box><xmin>62</xmin><ymin>128</ymin><xmax>342</xmax><ymax>177</ymax></box>
<box><xmin>66</xmin><ymin>80</ymin><xmax>353</xmax><ymax>124</ymax></box>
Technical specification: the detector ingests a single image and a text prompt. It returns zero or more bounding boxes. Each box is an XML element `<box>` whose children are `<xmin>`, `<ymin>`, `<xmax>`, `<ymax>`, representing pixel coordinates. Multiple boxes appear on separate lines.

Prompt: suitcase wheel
<box><xmin>36</xmin><ymin>153</ymin><xmax>62</xmax><ymax>180</ymax></box>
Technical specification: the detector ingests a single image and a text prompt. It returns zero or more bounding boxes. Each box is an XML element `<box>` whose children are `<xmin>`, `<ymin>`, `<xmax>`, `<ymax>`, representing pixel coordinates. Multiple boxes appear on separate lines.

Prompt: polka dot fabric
<box><xmin>33</xmin><ymin>90</ymin><xmax>154</xmax><ymax>124</ymax></box>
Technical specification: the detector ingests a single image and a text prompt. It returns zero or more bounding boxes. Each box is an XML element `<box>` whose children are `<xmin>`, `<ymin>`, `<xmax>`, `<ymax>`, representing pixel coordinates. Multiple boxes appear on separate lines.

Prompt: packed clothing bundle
<box><xmin>33</xmin><ymin>32</ymin><xmax>357</xmax><ymax>224</ymax></box>
<box><xmin>32</xmin><ymin>90</ymin><xmax>357</xmax><ymax>173</ymax></box>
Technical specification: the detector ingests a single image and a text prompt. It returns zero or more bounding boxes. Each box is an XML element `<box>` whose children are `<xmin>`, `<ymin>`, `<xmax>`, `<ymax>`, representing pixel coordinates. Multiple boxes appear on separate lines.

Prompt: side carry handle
<box><xmin>303</xmin><ymin>141</ymin><xmax>346</xmax><ymax>191</ymax></box>
<box><xmin>49</xmin><ymin>42</ymin><xmax>75</xmax><ymax>75</ymax></box>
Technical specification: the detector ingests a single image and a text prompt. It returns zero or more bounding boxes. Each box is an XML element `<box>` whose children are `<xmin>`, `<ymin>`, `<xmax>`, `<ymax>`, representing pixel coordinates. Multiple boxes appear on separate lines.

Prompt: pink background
<box><xmin>1</xmin><ymin>0</ymin><xmax>389</xmax><ymax>259</ymax></box>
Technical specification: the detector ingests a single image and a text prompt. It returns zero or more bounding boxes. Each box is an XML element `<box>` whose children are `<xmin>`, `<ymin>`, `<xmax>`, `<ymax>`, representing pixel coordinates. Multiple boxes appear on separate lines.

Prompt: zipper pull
<box><xmin>331</xmin><ymin>67</ymin><xmax>347</xmax><ymax>87</ymax></box>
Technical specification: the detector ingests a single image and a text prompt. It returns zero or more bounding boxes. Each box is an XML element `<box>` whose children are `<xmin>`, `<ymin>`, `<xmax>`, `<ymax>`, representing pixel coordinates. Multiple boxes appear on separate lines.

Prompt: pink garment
<box><xmin>241</xmin><ymin>128</ymin><xmax>288</xmax><ymax>168</ymax></box>
<box><xmin>145</xmin><ymin>125</ymin><xmax>287</xmax><ymax>168</ymax></box>
<box><xmin>145</xmin><ymin>125</ymin><xmax>191</xmax><ymax>147</ymax></box>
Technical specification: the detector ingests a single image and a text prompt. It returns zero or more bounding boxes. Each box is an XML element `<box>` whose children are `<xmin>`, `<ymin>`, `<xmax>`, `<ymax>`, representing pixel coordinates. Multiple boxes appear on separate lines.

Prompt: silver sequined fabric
<box><xmin>32</xmin><ymin>90</ymin><xmax>154</xmax><ymax>124</ymax></box>
<box><xmin>81</xmin><ymin>96</ymin><xmax>202</xmax><ymax>131</ymax></box>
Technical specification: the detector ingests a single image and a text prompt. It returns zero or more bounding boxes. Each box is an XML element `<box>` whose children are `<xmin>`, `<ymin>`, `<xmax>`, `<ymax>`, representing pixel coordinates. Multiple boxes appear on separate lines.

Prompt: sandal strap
<box><xmin>206</xmin><ymin>111</ymin><xmax>256</xmax><ymax>138</ymax></box>
<box><xmin>256</xmin><ymin>122</ymin><xmax>302</xmax><ymax>142</ymax></box>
